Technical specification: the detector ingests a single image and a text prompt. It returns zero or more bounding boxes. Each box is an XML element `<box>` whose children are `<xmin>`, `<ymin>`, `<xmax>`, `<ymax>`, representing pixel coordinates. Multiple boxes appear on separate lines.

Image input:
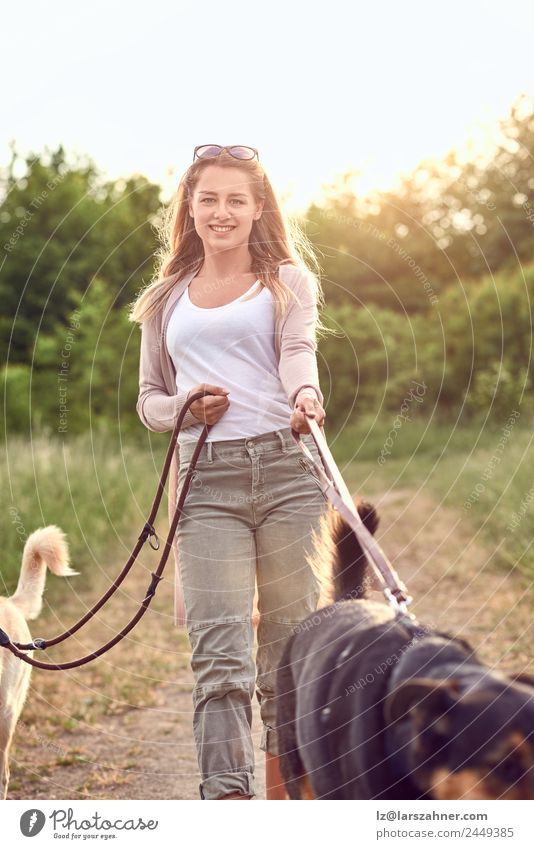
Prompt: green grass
<box><xmin>2</xmin><ymin>413</ymin><xmax>533</xmax><ymax>599</ymax></box>
<box><xmin>330</xmin><ymin>409</ymin><xmax>534</xmax><ymax>581</ymax></box>
<box><xmin>0</xmin><ymin>425</ymin><xmax>172</xmax><ymax>595</ymax></box>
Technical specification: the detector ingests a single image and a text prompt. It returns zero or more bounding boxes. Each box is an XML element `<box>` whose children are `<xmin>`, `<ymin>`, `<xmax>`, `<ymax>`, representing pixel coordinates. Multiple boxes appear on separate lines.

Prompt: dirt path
<box><xmin>8</xmin><ymin>488</ymin><xmax>532</xmax><ymax>800</ymax></box>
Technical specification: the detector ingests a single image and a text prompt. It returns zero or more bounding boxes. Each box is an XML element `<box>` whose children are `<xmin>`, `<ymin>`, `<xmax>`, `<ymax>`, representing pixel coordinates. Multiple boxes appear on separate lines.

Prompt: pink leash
<box><xmin>292</xmin><ymin>417</ymin><xmax>415</xmax><ymax>617</ymax></box>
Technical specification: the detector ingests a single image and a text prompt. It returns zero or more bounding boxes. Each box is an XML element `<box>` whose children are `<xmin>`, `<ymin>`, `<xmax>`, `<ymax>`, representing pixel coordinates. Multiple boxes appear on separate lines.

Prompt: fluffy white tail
<box><xmin>10</xmin><ymin>525</ymin><xmax>79</xmax><ymax>620</ymax></box>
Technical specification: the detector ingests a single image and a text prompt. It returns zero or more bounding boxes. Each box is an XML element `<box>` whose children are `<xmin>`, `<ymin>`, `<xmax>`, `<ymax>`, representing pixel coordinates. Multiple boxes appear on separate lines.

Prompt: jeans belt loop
<box><xmin>207</xmin><ymin>441</ymin><xmax>213</xmax><ymax>463</ymax></box>
<box><xmin>275</xmin><ymin>429</ymin><xmax>287</xmax><ymax>453</ymax></box>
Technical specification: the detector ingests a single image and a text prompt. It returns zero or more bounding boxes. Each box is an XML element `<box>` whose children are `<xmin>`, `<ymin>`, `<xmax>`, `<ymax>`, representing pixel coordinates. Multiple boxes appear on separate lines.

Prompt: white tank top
<box><xmin>165</xmin><ymin>280</ymin><xmax>292</xmax><ymax>443</ymax></box>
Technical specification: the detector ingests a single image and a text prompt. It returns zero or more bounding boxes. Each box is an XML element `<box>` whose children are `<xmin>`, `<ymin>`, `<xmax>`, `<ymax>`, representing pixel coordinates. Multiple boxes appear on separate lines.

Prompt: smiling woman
<box><xmin>129</xmin><ymin>145</ymin><xmax>328</xmax><ymax>326</ymax></box>
<box><xmin>128</xmin><ymin>144</ymin><xmax>334</xmax><ymax>802</ymax></box>
<box><xmin>185</xmin><ymin>166</ymin><xmax>265</xmax><ymax>306</ymax></box>
<box><xmin>194</xmin><ymin>174</ymin><xmax>259</xmax><ymax>243</ymax></box>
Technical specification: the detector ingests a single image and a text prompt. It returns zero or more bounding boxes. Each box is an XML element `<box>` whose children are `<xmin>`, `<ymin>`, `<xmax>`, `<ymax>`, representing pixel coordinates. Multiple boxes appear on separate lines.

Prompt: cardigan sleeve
<box><xmin>278</xmin><ymin>267</ymin><xmax>324</xmax><ymax>410</ymax></box>
<box><xmin>136</xmin><ymin>316</ymin><xmax>198</xmax><ymax>433</ymax></box>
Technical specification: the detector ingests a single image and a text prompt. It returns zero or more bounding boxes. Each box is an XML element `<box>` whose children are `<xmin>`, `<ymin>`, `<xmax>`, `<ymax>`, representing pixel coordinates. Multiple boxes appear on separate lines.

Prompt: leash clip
<box><xmin>139</xmin><ymin>522</ymin><xmax>160</xmax><ymax>550</ymax></box>
<box><xmin>383</xmin><ymin>586</ymin><xmax>413</xmax><ymax>614</ymax></box>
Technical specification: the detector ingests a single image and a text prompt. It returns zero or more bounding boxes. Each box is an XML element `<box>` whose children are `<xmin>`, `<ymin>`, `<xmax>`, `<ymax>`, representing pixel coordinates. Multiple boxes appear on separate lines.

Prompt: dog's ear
<box><xmin>384</xmin><ymin>677</ymin><xmax>462</xmax><ymax>726</ymax></box>
<box><xmin>356</xmin><ymin>500</ymin><xmax>379</xmax><ymax>536</ymax></box>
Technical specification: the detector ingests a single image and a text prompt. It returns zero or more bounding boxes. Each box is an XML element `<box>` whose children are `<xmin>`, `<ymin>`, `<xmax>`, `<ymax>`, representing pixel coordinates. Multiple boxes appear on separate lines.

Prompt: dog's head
<box><xmin>384</xmin><ymin>672</ymin><xmax>534</xmax><ymax>799</ymax></box>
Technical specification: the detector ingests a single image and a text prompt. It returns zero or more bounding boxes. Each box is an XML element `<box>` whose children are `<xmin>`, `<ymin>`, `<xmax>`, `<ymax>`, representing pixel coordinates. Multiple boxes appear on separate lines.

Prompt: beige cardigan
<box><xmin>136</xmin><ymin>262</ymin><xmax>324</xmax><ymax>626</ymax></box>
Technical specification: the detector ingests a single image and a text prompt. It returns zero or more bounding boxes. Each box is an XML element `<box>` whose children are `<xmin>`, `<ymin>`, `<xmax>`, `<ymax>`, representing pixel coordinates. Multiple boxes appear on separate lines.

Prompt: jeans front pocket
<box><xmin>177</xmin><ymin>461</ymin><xmax>203</xmax><ymax>509</ymax></box>
<box><xmin>296</xmin><ymin>455</ymin><xmax>329</xmax><ymax>502</ymax></box>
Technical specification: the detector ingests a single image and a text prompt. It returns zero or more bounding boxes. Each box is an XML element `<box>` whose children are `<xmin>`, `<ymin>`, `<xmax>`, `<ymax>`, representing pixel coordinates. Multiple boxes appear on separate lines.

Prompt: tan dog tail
<box><xmin>11</xmin><ymin>526</ymin><xmax>79</xmax><ymax>620</ymax></box>
<box><xmin>307</xmin><ymin>500</ymin><xmax>380</xmax><ymax>608</ymax></box>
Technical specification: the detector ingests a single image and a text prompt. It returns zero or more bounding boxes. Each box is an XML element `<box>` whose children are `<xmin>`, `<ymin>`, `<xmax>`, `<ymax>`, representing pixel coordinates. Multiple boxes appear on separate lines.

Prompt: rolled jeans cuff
<box><xmin>259</xmin><ymin>723</ymin><xmax>279</xmax><ymax>756</ymax></box>
<box><xmin>199</xmin><ymin>770</ymin><xmax>256</xmax><ymax>800</ymax></box>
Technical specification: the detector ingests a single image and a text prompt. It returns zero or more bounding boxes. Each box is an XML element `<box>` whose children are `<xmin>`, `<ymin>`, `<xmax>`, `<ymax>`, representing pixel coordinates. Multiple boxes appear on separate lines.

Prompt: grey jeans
<box><xmin>175</xmin><ymin>426</ymin><xmax>330</xmax><ymax>799</ymax></box>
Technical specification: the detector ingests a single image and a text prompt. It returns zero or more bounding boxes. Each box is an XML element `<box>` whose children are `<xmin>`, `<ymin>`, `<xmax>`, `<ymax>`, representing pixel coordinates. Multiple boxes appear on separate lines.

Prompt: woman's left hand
<box><xmin>289</xmin><ymin>390</ymin><xmax>326</xmax><ymax>434</ymax></box>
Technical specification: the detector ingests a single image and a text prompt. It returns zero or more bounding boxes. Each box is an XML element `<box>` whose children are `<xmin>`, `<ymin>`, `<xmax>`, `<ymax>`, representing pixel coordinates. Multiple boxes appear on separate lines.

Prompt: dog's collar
<box><xmin>394</xmin><ymin>612</ymin><xmax>430</xmax><ymax>640</ymax></box>
<box><xmin>389</xmin><ymin>611</ymin><xmax>479</xmax><ymax>694</ymax></box>
<box><xmin>387</xmin><ymin>613</ymin><xmax>432</xmax><ymax>686</ymax></box>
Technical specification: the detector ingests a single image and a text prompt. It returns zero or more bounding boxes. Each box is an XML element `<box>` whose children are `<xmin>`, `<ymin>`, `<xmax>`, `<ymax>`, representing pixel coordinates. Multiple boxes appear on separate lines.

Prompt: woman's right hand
<box><xmin>186</xmin><ymin>383</ymin><xmax>230</xmax><ymax>425</ymax></box>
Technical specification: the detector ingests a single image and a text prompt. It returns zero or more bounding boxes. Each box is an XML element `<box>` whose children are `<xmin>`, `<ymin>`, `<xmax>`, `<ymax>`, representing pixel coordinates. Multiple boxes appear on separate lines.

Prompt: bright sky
<box><xmin>2</xmin><ymin>0</ymin><xmax>533</xmax><ymax>213</ymax></box>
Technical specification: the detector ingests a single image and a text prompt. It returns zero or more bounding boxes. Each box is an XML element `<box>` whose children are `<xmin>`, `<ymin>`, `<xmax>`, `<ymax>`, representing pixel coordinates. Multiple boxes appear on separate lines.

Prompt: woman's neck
<box><xmin>197</xmin><ymin>246</ymin><xmax>253</xmax><ymax>279</ymax></box>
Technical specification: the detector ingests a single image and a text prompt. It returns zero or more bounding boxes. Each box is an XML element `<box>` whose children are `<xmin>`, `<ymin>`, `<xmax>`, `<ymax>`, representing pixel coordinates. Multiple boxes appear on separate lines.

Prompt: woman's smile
<box><xmin>209</xmin><ymin>224</ymin><xmax>236</xmax><ymax>234</ymax></box>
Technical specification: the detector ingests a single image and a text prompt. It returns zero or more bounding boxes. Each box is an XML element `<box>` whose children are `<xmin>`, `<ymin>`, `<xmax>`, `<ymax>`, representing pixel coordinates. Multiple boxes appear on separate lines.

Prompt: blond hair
<box><xmin>127</xmin><ymin>151</ymin><xmax>328</xmax><ymax>336</ymax></box>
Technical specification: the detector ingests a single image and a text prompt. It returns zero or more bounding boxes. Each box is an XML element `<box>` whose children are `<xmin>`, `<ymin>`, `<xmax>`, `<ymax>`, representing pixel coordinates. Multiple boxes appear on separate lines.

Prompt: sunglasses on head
<box><xmin>193</xmin><ymin>145</ymin><xmax>259</xmax><ymax>162</ymax></box>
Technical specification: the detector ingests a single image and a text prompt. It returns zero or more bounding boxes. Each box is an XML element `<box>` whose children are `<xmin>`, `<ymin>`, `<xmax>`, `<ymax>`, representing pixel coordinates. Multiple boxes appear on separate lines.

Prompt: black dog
<box><xmin>276</xmin><ymin>501</ymin><xmax>534</xmax><ymax>800</ymax></box>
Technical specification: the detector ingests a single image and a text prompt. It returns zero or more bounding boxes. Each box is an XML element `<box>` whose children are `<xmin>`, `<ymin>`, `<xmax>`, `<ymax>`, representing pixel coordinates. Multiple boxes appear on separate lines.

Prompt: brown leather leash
<box><xmin>0</xmin><ymin>395</ymin><xmax>418</xmax><ymax>670</ymax></box>
<box><xmin>0</xmin><ymin>391</ymin><xmax>213</xmax><ymax>670</ymax></box>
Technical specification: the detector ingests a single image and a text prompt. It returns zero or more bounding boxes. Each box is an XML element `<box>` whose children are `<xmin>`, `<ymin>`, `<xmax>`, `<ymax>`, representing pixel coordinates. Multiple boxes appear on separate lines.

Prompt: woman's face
<box><xmin>188</xmin><ymin>165</ymin><xmax>263</xmax><ymax>251</ymax></box>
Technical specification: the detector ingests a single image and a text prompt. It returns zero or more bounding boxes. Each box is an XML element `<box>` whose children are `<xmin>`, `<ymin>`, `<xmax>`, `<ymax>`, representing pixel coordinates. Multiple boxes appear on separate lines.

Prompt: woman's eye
<box><xmin>200</xmin><ymin>198</ymin><xmax>244</xmax><ymax>205</ymax></box>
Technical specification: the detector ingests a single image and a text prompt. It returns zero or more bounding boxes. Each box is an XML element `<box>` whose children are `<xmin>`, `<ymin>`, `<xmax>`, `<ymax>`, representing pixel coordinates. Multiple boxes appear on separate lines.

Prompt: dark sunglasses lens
<box><xmin>228</xmin><ymin>146</ymin><xmax>256</xmax><ymax>160</ymax></box>
<box><xmin>196</xmin><ymin>145</ymin><xmax>223</xmax><ymax>159</ymax></box>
